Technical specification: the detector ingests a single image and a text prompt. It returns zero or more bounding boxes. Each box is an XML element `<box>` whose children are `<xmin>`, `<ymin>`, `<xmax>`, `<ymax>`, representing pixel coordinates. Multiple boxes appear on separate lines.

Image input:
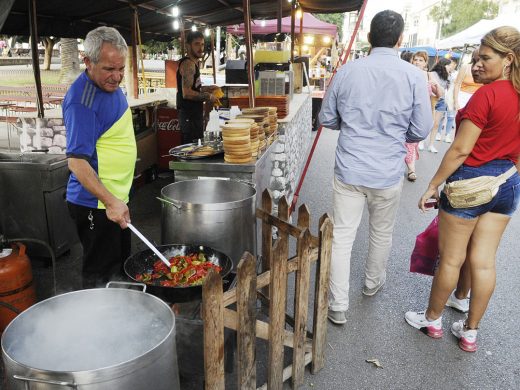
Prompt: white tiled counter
<box><xmin>269</xmin><ymin>92</ymin><xmax>313</xmax><ymax>210</ymax></box>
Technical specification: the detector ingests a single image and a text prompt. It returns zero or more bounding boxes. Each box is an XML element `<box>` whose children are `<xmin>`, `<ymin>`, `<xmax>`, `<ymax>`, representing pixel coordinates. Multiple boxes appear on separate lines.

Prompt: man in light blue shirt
<box><xmin>319</xmin><ymin>10</ymin><xmax>432</xmax><ymax>325</ymax></box>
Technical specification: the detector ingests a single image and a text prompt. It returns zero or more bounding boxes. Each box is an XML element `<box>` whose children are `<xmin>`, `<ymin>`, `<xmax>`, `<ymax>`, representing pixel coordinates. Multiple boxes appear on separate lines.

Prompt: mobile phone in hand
<box><xmin>424</xmin><ymin>198</ymin><xmax>438</xmax><ymax>209</ymax></box>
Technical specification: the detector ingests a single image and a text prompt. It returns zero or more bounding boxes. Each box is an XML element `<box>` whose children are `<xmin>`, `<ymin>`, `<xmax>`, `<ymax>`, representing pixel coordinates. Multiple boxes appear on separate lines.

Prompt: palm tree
<box><xmin>59</xmin><ymin>38</ymin><xmax>80</xmax><ymax>84</ymax></box>
<box><xmin>42</xmin><ymin>36</ymin><xmax>58</xmax><ymax>70</ymax></box>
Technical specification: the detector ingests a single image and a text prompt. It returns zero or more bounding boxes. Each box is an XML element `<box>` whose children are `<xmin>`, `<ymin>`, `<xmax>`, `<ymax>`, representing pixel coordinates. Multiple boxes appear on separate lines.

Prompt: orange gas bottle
<box><xmin>0</xmin><ymin>242</ymin><xmax>37</xmax><ymax>332</ymax></box>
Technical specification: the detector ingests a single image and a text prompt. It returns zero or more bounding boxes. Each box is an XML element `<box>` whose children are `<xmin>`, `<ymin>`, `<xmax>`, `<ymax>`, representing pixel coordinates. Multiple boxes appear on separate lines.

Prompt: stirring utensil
<box><xmin>127</xmin><ymin>223</ymin><xmax>171</xmax><ymax>267</ymax></box>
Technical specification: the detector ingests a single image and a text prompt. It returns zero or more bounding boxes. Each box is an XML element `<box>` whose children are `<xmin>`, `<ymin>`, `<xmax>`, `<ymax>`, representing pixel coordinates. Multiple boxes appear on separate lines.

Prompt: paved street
<box><xmin>297</xmin><ymin>129</ymin><xmax>520</xmax><ymax>389</ymax></box>
<box><xmin>3</xmin><ymin>128</ymin><xmax>520</xmax><ymax>389</ymax></box>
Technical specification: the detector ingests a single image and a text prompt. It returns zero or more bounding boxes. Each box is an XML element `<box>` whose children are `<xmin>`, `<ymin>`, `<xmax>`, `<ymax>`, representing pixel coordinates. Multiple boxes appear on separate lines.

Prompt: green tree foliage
<box><xmin>313</xmin><ymin>13</ymin><xmax>343</xmax><ymax>40</ymax></box>
<box><xmin>430</xmin><ymin>0</ymin><xmax>498</xmax><ymax>38</ymax></box>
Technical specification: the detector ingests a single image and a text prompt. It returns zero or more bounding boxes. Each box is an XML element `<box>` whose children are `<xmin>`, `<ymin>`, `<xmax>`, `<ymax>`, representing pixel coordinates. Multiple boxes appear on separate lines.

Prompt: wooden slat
<box><xmin>202</xmin><ymin>269</ymin><xmax>225</xmax><ymax>390</ymax></box>
<box><xmin>237</xmin><ymin>253</ymin><xmax>257</xmax><ymax>390</ymax></box>
<box><xmin>256</xmin><ymin>207</ymin><xmax>319</xmax><ymax>247</ymax></box>
<box><xmin>222</xmin><ymin>248</ymin><xmax>319</xmax><ymax>308</ymax></box>
<box><xmin>267</xmin><ymin>235</ymin><xmax>288</xmax><ymax>390</ymax></box>
<box><xmin>261</xmin><ymin>190</ymin><xmax>273</xmax><ymax>305</ymax></box>
<box><xmin>311</xmin><ymin>214</ymin><xmax>333</xmax><ymax>374</ymax></box>
<box><xmin>292</xmin><ymin>229</ymin><xmax>313</xmax><ymax>388</ymax></box>
<box><xmin>257</xmin><ymin>352</ymin><xmax>313</xmax><ymax>390</ymax></box>
<box><xmin>277</xmin><ymin>196</ymin><xmax>290</xmax><ymax>239</ymax></box>
<box><xmin>223</xmin><ymin>308</ymin><xmax>312</xmax><ymax>351</ymax></box>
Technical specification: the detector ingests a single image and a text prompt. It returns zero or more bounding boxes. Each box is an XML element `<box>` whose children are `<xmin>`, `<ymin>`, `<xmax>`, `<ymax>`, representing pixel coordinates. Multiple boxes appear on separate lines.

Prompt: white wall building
<box><xmin>497</xmin><ymin>0</ymin><xmax>520</xmax><ymax>14</ymax></box>
<box><xmin>403</xmin><ymin>0</ymin><xmax>442</xmax><ymax>48</ymax></box>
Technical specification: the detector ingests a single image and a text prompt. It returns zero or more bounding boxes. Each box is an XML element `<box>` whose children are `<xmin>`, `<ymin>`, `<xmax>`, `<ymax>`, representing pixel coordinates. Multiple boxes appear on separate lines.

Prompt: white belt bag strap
<box><xmin>444</xmin><ymin>166</ymin><xmax>518</xmax><ymax>208</ymax></box>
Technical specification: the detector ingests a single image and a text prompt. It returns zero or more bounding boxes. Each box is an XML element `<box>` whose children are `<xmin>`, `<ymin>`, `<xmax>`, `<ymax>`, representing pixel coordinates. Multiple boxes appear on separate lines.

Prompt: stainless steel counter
<box><xmin>169</xmin><ymin>140</ymin><xmax>277</xmax><ymax>207</ymax></box>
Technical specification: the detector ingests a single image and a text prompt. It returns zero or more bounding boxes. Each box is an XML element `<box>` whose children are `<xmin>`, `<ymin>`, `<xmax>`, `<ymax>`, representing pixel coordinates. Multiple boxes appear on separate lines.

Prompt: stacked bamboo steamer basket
<box><xmin>240</xmin><ymin>106</ymin><xmax>278</xmax><ymax>146</ymax></box>
<box><xmin>221</xmin><ymin>122</ymin><xmax>252</xmax><ymax>164</ymax></box>
<box><xmin>225</xmin><ymin>117</ymin><xmax>260</xmax><ymax>159</ymax></box>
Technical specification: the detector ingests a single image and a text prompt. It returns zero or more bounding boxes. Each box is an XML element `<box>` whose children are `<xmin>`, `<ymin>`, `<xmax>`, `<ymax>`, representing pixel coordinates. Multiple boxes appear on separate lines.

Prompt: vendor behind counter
<box><xmin>176</xmin><ymin>31</ymin><xmax>219</xmax><ymax>144</ymax></box>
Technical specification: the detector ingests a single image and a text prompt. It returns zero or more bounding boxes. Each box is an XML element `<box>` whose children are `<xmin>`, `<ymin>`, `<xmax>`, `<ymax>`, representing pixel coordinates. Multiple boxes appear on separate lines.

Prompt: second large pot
<box><xmin>1</xmin><ymin>287</ymin><xmax>180</xmax><ymax>390</ymax></box>
<box><xmin>160</xmin><ymin>179</ymin><xmax>257</xmax><ymax>269</ymax></box>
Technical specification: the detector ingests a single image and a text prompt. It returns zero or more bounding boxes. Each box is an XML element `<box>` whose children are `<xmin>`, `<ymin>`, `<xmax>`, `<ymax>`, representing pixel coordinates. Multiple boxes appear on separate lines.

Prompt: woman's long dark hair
<box><xmin>430</xmin><ymin>57</ymin><xmax>452</xmax><ymax>81</ymax></box>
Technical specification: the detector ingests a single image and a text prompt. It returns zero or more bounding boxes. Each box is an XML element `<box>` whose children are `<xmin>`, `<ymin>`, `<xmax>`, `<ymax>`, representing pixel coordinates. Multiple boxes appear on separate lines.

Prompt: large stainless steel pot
<box><xmin>1</xmin><ymin>284</ymin><xmax>180</xmax><ymax>390</ymax></box>
<box><xmin>160</xmin><ymin>179</ymin><xmax>256</xmax><ymax>269</ymax></box>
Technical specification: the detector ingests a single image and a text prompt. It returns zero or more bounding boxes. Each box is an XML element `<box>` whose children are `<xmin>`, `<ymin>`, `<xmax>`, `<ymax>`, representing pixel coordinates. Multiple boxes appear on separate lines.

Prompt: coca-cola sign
<box><xmin>157</xmin><ymin>118</ymin><xmax>180</xmax><ymax>131</ymax></box>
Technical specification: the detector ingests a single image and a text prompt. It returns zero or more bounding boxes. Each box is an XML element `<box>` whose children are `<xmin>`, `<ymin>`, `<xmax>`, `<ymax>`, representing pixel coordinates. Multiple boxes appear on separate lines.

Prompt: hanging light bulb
<box><xmin>295</xmin><ymin>8</ymin><xmax>303</xmax><ymax>19</ymax></box>
<box><xmin>191</xmin><ymin>25</ymin><xmax>197</xmax><ymax>32</ymax></box>
<box><xmin>204</xmin><ymin>27</ymin><xmax>210</xmax><ymax>37</ymax></box>
<box><xmin>171</xmin><ymin>6</ymin><xmax>179</xmax><ymax>17</ymax></box>
<box><xmin>173</xmin><ymin>19</ymin><xmax>180</xmax><ymax>30</ymax></box>
<box><xmin>261</xmin><ymin>20</ymin><xmax>266</xmax><ymax>27</ymax></box>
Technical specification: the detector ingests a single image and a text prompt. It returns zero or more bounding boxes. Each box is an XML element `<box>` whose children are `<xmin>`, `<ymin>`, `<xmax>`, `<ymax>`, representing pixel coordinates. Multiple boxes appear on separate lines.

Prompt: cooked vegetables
<box><xmin>135</xmin><ymin>253</ymin><xmax>222</xmax><ymax>287</ymax></box>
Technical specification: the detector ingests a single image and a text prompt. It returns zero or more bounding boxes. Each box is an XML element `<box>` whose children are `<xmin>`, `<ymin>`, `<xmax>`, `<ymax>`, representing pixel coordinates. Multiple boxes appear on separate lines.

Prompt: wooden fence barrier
<box><xmin>202</xmin><ymin>189</ymin><xmax>333</xmax><ymax>389</ymax></box>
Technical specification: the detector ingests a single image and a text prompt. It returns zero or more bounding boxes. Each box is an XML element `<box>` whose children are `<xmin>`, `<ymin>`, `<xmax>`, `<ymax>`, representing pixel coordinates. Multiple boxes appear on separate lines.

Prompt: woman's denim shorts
<box><xmin>434</xmin><ymin>98</ymin><xmax>448</xmax><ymax>112</ymax></box>
<box><xmin>439</xmin><ymin>160</ymin><xmax>520</xmax><ymax>219</ymax></box>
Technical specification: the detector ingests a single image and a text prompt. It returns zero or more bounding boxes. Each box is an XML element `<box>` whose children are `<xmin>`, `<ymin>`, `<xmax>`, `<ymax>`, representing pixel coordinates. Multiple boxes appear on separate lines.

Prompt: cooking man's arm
<box><xmin>68</xmin><ymin>157</ymin><xmax>130</xmax><ymax>229</ymax></box>
<box><xmin>179</xmin><ymin>60</ymin><xmax>216</xmax><ymax>103</ymax></box>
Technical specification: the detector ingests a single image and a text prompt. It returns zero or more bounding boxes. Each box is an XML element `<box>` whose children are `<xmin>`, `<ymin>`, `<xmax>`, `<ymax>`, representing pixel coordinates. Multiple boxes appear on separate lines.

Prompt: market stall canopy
<box><xmin>401</xmin><ymin>46</ymin><xmax>461</xmax><ymax>59</ymax></box>
<box><xmin>436</xmin><ymin>14</ymin><xmax>520</xmax><ymax>49</ymax></box>
<box><xmin>0</xmin><ymin>0</ymin><xmax>362</xmax><ymax>42</ymax></box>
<box><xmin>231</xmin><ymin>12</ymin><xmax>337</xmax><ymax>37</ymax></box>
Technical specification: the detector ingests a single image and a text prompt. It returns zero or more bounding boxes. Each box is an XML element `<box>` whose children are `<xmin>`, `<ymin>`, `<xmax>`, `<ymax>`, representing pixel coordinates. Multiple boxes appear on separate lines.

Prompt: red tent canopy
<box><xmin>231</xmin><ymin>13</ymin><xmax>337</xmax><ymax>37</ymax></box>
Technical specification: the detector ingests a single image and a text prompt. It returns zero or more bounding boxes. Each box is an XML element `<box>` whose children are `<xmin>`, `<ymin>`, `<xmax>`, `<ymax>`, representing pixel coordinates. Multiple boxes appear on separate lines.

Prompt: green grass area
<box><xmin>0</xmin><ymin>72</ymin><xmax>62</xmax><ymax>86</ymax></box>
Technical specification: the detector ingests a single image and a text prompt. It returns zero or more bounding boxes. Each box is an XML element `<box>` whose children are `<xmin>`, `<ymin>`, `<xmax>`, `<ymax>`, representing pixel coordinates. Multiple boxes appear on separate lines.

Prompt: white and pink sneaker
<box><xmin>451</xmin><ymin>320</ymin><xmax>478</xmax><ymax>352</ymax></box>
<box><xmin>405</xmin><ymin>311</ymin><xmax>443</xmax><ymax>338</ymax></box>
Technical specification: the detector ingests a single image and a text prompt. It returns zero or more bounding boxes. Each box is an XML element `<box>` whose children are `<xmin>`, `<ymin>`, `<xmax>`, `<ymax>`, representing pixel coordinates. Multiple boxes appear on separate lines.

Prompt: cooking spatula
<box><xmin>127</xmin><ymin>223</ymin><xmax>172</xmax><ymax>267</ymax></box>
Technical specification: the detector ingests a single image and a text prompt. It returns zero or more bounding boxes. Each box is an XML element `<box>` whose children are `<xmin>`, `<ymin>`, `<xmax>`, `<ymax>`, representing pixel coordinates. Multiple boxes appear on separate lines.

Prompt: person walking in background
<box><xmin>64</xmin><ymin>27</ymin><xmax>136</xmax><ymax>288</ymax></box>
<box><xmin>421</xmin><ymin>58</ymin><xmax>456</xmax><ymax>153</ymax></box>
<box><xmin>405</xmin><ymin>50</ymin><xmax>434</xmax><ymax>182</ymax></box>
<box><xmin>435</xmin><ymin>58</ymin><xmax>458</xmax><ymax>144</ymax></box>
<box><xmin>400</xmin><ymin>50</ymin><xmax>414</xmax><ymax>63</ymax></box>
<box><xmin>454</xmin><ymin>48</ymin><xmax>483</xmax><ymax>111</ymax></box>
<box><xmin>319</xmin><ymin>10</ymin><xmax>433</xmax><ymax>325</ymax></box>
<box><xmin>405</xmin><ymin>26</ymin><xmax>520</xmax><ymax>352</ymax></box>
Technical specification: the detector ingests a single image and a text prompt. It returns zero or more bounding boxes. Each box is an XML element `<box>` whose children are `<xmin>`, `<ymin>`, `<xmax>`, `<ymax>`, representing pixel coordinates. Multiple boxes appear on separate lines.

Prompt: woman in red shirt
<box><xmin>406</xmin><ymin>26</ymin><xmax>520</xmax><ymax>352</ymax></box>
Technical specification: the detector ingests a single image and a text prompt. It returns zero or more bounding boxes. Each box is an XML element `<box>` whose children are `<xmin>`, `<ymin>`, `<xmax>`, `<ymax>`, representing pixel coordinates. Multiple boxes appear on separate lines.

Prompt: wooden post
<box><xmin>311</xmin><ymin>214</ymin><xmax>333</xmax><ymax>374</ymax></box>
<box><xmin>130</xmin><ymin>9</ymin><xmax>139</xmax><ymax>99</ymax></box>
<box><xmin>292</xmin><ymin>229</ymin><xmax>312</xmax><ymax>387</ymax></box>
<box><xmin>237</xmin><ymin>253</ymin><xmax>257</xmax><ymax>390</ymax></box>
<box><xmin>180</xmin><ymin>18</ymin><xmax>186</xmax><ymax>55</ymax></box>
<box><xmin>261</xmin><ymin>190</ymin><xmax>273</xmax><ymax>302</ymax></box>
<box><xmin>277</xmin><ymin>0</ymin><xmax>283</xmax><ymax>33</ymax></box>
<box><xmin>290</xmin><ymin>2</ymin><xmax>295</xmax><ymax>63</ymax></box>
<box><xmin>267</xmin><ymin>234</ymin><xmax>289</xmax><ymax>390</ymax></box>
<box><xmin>242</xmin><ymin>0</ymin><xmax>255</xmax><ymax>108</ymax></box>
<box><xmin>28</xmin><ymin>0</ymin><xmax>44</xmax><ymax>118</ymax></box>
<box><xmin>299</xmin><ymin>8</ymin><xmax>304</xmax><ymax>56</ymax></box>
<box><xmin>210</xmin><ymin>28</ymin><xmax>217</xmax><ymax>85</ymax></box>
<box><xmin>202</xmin><ymin>269</ymin><xmax>225</xmax><ymax>390</ymax></box>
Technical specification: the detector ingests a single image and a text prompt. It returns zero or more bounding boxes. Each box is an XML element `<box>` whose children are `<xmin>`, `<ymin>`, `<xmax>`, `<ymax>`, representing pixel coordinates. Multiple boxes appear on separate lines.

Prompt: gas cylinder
<box><xmin>0</xmin><ymin>242</ymin><xmax>37</xmax><ymax>332</ymax></box>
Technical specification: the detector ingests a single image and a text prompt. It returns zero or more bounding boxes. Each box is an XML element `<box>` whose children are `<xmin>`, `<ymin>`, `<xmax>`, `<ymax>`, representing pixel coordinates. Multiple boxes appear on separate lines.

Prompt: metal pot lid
<box><xmin>1</xmin><ymin>288</ymin><xmax>174</xmax><ymax>372</ymax></box>
<box><xmin>160</xmin><ymin>179</ymin><xmax>256</xmax><ymax>211</ymax></box>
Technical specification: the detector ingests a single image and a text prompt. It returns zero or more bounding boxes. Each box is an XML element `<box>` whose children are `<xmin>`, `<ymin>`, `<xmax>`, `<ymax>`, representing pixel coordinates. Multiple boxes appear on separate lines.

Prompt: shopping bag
<box><xmin>410</xmin><ymin>216</ymin><xmax>439</xmax><ymax>276</ymax></box>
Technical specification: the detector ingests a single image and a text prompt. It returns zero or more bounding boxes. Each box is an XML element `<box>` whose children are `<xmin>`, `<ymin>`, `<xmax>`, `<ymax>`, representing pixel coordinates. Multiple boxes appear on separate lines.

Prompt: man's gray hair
<box><xmin>84</xmin><ymin>26</ymin><xmax>128</xmax><ymax>63</ymax></box>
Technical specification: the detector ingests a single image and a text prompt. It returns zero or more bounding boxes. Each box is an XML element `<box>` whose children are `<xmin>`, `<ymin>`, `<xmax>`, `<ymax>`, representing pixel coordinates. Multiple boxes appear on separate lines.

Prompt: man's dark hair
<box><xmin>187</xmin><ymin>31</ymin><xmax>204</xmax><ymax>44</ymax></box>
<box><xmin>369</xmin><ymin>10</ymin><xmax>404</xmax><ymax>48</ymax></box>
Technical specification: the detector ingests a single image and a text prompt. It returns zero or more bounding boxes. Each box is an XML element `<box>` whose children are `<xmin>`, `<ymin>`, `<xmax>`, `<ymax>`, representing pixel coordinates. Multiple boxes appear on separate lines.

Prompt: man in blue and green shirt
<box><xmin>64</xmin><ymin>26</ymin><xmax>136</xmax><ymax>288</ymax></box>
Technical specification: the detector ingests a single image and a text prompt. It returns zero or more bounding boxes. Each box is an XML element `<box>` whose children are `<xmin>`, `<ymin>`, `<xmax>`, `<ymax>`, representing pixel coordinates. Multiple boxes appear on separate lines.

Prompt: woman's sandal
<box><xmin>407</xmin><ymin>171</ymin><xmax>417</xmax><ymax>182</ymax></box>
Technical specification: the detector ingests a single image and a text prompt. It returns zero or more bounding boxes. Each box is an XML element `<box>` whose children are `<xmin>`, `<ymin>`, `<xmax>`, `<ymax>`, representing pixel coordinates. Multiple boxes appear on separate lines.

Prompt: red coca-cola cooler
<box><xmin>157</xmin><ymin>107</ymin><xmax>182</xmax><ymax>170</ymax></box>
